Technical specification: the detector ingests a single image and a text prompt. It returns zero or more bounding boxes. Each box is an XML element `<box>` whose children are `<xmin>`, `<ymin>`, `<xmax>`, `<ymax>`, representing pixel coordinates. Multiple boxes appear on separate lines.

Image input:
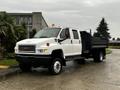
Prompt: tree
<box><xmin>0</xmin><ymin>12</ymin><xmax>27</xmax><ymax>54</ymax></box>
<box><xmin>95</xmin><ymin>18</ymin><xmax>111</xmax><ymax>41</ymax></box>
<box><xmin>117</xmin><ymin>38</ymin><xmax>120</xmax><ymax>41</ymax></box>
<box><xmin>0</xmin><ymin>12</ymin><xmax>16</xmax><ymax>38</ymax></box>
<box><xmin>15</xmin><ymin>22</ymin><xmax>27</xmax><ymax>41</ymax></box>
<box><xmin>0</xmin><ymin>12</ymin><xmax>17</xmax><ymax>53</ymax></box>
<box><xmin>30</xmin><ymin>29</ymin><xmax>37</xmax><ymax>38</ymax></box>
<box><xmin>112</xmin><ymin>38</ymin><xmax>115</xmax><ymax>41</ymax></box>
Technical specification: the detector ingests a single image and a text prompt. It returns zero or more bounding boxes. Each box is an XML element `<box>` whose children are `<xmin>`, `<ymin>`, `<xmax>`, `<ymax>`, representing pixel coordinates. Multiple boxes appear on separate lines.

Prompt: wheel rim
<box><xmin>100</xmin><ymin>52</ymin><xmax>103</xmax><ymax>61</ymax></box>
<box><xmin>53</xmin><ymin>61</ymin><xmax>61</xmax><ymax>73</ymax></box>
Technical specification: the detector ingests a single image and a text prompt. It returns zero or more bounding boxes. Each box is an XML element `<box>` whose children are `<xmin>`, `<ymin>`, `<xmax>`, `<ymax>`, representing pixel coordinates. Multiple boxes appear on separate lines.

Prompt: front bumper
<box><xmin>16</xmin><ymin>54</ymin><xmax>52</xmax><ymax>66</ymax></box>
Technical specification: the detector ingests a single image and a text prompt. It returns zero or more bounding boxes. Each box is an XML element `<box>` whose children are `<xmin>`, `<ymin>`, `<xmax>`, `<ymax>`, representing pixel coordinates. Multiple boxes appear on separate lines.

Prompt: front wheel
<box><xmin>48</xmin><ymin>58</ymin><xmax>62</xmax><ymax>75</ymax></box>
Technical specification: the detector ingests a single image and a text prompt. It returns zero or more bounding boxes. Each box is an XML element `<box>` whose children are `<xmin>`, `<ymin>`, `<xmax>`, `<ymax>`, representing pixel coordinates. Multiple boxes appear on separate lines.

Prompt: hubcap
<box><xmin>54</xmin><ymin>61</ymin><xmax>61</xmax><ymax>73</ymax></box>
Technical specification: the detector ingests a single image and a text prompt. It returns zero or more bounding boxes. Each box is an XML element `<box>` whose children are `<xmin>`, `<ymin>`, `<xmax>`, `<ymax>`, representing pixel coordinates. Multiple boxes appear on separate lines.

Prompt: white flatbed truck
<box><xmin>15</xmin><ymin>27</ymin><xmax>108</xmax><ymax>74</ymax></box>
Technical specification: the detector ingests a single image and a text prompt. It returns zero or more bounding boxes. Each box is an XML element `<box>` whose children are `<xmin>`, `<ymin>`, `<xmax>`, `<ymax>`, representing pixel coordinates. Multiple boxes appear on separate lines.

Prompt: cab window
<box><xmin>72</xmin><ymin>30</ymin><xmax>79</xmax><ymax>39</ymax></box>
<box><xmin>60</xmin><ymin>28</ymin><xmax>70</xmax><ymax>39</ymax></box>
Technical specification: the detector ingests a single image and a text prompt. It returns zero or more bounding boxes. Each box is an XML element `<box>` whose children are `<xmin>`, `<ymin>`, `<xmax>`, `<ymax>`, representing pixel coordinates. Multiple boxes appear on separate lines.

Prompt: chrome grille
<box><xmin>19</xmin><ymin>45</ymin><xmax>35</xmax><ymax>53</ymax></box>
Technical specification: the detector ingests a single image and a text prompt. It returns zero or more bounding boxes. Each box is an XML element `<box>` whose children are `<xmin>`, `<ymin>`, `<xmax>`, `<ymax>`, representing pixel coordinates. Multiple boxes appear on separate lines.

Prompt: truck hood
<box><xmin>17</xmin><ymin>38</ymin><xmax>55</xmax><ymax>45</ymax></box>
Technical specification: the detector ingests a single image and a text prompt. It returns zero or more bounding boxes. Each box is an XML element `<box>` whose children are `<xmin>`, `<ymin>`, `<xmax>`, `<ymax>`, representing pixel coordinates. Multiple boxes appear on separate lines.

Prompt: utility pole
<box><xmin>27</xmin><ymin>26</ymin><xmax>30</xmax><ymax>38</ymax></box>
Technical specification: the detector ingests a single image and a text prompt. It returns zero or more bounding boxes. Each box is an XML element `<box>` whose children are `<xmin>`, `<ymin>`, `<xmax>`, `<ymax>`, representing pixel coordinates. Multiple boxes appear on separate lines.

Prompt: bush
<box><xmin>5</xmin><ymin>53</ymin><xmax>15</xmax><ymax>59</ymax></box>
<box><xmin>30</xmin><ymin>29</ymin><xmax>37</xmax><ymax>38</ymax></box>
<box><xmin>106</xmin><ymin>48</ymin><xmax>112</xmax><ymax>54</ymax></box>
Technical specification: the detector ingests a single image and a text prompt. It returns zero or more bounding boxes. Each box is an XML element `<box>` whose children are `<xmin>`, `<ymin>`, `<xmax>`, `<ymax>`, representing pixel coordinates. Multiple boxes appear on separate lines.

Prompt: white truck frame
<box><xmin>15</xmin><ymin>27</ymin><xmax>107</xmax><ymax>75</ymax></box>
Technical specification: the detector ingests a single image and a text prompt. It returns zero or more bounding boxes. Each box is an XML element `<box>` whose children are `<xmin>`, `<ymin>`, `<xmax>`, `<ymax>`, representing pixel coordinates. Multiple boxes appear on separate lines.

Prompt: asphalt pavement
<box><xmin>0</xmin><ymin>49</ymin><xmax>120</xmax><ymax>90</ymax></box>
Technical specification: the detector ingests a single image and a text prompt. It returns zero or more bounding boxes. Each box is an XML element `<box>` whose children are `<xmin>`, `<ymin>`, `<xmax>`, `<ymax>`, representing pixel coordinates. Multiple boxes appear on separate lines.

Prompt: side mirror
<box><xmin>58</xmin><ymin>38</ymin><xmax>64</xmax><ymax>43</ymax></box>
<box><xmin>55</xmin><ymin>38</ymin><xmax>64</xmax><ymax>43</ymax></box>
<box><xmin>58</xmin><ymin>34</ymin><xmax>70</xmax><ymax>43</ymax></box>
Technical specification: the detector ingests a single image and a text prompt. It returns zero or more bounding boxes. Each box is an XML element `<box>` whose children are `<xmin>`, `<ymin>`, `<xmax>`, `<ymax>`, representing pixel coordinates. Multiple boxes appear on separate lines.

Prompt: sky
<box><xmin>0</xmin><ymin>0</ymin><xmax>120</xmax><ymax>38</ymax></box>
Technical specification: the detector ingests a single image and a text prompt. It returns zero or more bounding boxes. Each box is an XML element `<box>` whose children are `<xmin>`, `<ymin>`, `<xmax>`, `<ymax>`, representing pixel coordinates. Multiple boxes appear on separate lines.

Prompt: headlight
<box><xmin>15</xmin><ymin>49</ymin><xmax>17</xmax><ymax>52</ymax></box>
<box><xmin>14</xmin><ymin>47</ymin><xmax>18</xmax><ymax>53</ymax></box>
<box><xmin>38</xmin><ymin>49</ymin><xmax>48</xmax><ymax>53</ymax></box>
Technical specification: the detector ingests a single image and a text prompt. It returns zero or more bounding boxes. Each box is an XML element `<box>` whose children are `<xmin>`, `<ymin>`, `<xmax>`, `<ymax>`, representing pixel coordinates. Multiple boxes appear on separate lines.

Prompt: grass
<box><xmin>0</xmin><ymin>59</ymin><xmax>18</xmax><ymax>66</ymax></box>
<box><xmin>106</xmin><ymin>48</ymin><xmax>112</xmax><ymax>54</ymax></box>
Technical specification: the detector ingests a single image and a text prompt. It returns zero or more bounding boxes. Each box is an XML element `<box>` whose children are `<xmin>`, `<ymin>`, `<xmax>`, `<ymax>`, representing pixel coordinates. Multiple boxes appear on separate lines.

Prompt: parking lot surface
<box><xmin>0</xmin><ymin>49</ymin><xmax>120</xmax><ymax>90</ymax></box>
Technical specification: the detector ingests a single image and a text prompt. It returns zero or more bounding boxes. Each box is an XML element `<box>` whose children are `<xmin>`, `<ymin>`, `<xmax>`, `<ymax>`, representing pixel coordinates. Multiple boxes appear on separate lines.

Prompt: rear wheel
<box><xmin>19</xmin><ymin>63</ymin><xmax>32</xmax><ymax>72</ymax></box>
<box><xmin>93</xmin><ymin>50</ymin><xmax>104</xmax><ymax>62</ymax></box>
<box><xmin>48</xmin><ymin>58</ymin><xmax>62</xmax><ymax>75</ymax></box>
<box><xmin>99</xmin><ymin>51</ymin><xmax>104</xmax><ymax>62</ymax></box>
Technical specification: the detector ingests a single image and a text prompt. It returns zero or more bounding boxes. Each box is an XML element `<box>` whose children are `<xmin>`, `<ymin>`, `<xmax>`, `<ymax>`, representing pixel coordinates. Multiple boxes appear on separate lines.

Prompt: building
<box><xmin>109</xmin><ymin>40</ymin><xmax>120</xmax><ymax>46</ymax></box>
<box><xmin>8</xmin><ymin>12</ymin><xmax>48</xmax><ymax>31</ymax></box>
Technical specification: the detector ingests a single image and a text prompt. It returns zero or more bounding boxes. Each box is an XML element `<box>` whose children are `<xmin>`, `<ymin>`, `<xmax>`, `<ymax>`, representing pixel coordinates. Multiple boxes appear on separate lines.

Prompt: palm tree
<box><xmin>0</xmin><ymin>12</ymin><xmax>17</xmax><ymax>55</ymax></box>
<box><xmin>0</xmin><ymin>12</ymin><xmax>15</xmax><ymax>36</ymax></box>
<box><xmin>14</xmin><ymin>24</ymin><xmax>27</xmax><ymax>41</ymax></box>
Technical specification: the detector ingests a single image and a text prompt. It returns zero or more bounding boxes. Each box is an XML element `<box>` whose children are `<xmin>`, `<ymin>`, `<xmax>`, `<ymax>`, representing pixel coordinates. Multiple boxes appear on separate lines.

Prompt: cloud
<box><xmin>83</xmin><ymin>0</ymin><xmax>120</xmax><ymax>7</ymax></box>
<box><xmin>0</xmin><ymin>0</ymin><xmax>120</xmax><ymax>37</ymax></box>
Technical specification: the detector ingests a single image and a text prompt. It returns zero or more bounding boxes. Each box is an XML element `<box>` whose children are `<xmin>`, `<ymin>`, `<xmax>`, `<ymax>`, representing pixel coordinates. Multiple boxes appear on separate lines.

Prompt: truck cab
<box><xmin>15</xmin><ymin>27</ymin><xmax>107</xmax><ymax>74</ymax></box>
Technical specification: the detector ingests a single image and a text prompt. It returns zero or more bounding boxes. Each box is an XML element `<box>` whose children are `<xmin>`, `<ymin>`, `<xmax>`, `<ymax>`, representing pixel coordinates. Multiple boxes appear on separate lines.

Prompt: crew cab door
<box><xmin>58</xmin><ymin>28</ymin><xmax>73</xmax><ymax>56</ymax></box>
<box><xmin>71</xmin><ymin>29</ymin><xmax>82</xmax><ymax>55</ymax></box>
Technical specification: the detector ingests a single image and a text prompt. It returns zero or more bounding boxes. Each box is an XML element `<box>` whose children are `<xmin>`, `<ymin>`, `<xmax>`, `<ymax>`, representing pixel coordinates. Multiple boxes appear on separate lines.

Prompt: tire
<box><xmin>19</xmin><ymin>63</ymin><xmax>32</xmax><ymax>72</ymax></box>
<box><xmin>93</xmin><ymin>50</ymin><xmax>104</xmax><ymax>62</ymax></box>
<box><xmin>48</xmin><ymin>58</ymin><xmax>62</xmax><ymax>75</ymax></box>
<box><xmin>99</xmin><ymin>51</ymin><xmax>104</xmax><ymax>62</ymax></box>
<box><xmin>103</xmin><ymin>48</ymin><xmax>106</xmax><ymax>59</ymax></box>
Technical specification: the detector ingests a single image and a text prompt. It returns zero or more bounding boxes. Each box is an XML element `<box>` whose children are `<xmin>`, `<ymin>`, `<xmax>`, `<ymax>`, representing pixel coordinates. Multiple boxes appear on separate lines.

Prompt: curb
<box><xmin>0</xmin><ymin>65</ymin><xmax>9</xmax><ymax>69</ymax></box>
<box><xmin>0</xmin><ymin>67</ymin><xmax>20</xmax><ymax>80</ymax></box>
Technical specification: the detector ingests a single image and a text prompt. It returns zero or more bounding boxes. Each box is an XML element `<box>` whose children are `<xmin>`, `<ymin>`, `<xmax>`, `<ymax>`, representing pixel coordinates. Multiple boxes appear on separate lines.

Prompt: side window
<box><xmin>72</xmin><ymin>30</ymin><xmax>79</xmax><ymax>39</ymax></box>
<box><xmin>60</xmin><ymin>28</ymin><xmax>70</xmax><ymax>39</ymax></box>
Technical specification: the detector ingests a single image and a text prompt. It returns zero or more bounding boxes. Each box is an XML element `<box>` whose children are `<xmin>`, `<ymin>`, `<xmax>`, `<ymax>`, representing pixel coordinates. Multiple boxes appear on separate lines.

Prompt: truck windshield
<box><xmin>34</xmin><ymin>28</ymin><xmax>61</xmax><ymax>38</ymax></box>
